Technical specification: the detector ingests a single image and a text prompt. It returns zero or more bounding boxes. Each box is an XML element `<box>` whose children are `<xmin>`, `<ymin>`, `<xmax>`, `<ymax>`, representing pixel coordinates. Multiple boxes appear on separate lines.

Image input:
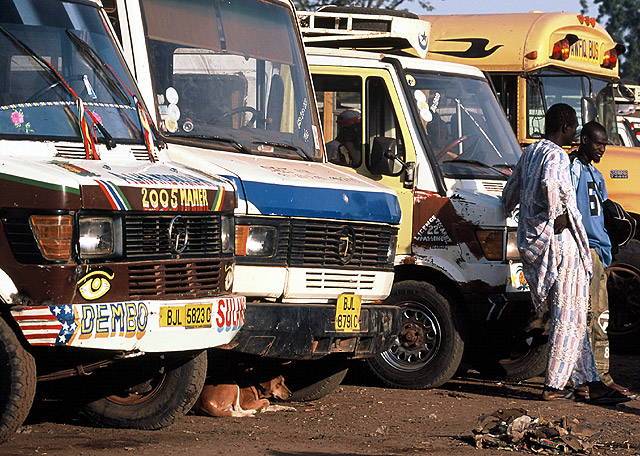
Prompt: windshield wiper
<box><xmin>66</xmin><ymin>30</ymin><xmax>168</xmax><ymax>154</ymax></box>
<box><xmin>66</xmin><ymin>30</ymin><xmax>130</xmax><ymax>105</ymax></box>
<box><xmin>0</xmin><ymin>25</ymin><xmax>114</xmax><ymax>153</ymax></box>
<box><xmin>442</xmin><ymin>159</ymin><xmax>509</xmax><ymax>177</ymax></box>
<box><xmin>455</xmin><ymin>98</ymin><xmax>502</xmax><ymax>159</ymax></box>
<box><xmin>252</xmin><ymin>141</ymin><xmax>314</xmax><ymax>161</ymax></box>
<box><xmin>172</xmin><ymin>134</ymin><xmax>255</xmax><ymax>155</ymax></box>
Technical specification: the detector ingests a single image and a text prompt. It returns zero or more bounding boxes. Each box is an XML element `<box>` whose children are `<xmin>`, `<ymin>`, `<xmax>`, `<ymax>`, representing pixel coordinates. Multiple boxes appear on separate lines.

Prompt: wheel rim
<box><xmin>607</xmin><ymin>264</ymin><xmax>640</xmax><ymax>335</ymax></box>
<box><xmin>379</xmin><ymin>302</ymin><xmax>441</xmax><ymax>372</ymax></box>
<box><xmin>104</xmin><ymin>369</ymin><xmax>166</xmax><ymax>406</ymax></box>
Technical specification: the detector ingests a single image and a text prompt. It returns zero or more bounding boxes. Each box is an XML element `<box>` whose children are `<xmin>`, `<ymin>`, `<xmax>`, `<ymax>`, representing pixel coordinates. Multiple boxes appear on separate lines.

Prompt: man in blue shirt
<box><xmin>569</xmin><ymin>121</ymin><xmax>631</xmax><ymax>399</ymax></box>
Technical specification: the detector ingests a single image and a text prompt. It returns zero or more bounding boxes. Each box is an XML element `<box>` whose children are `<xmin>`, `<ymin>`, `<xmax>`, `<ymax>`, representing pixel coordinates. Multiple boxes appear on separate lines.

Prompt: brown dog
<box><xmin>193</xmin><ymin>375</ymin><xmax>293</xmax><ymax>418</ymax></box>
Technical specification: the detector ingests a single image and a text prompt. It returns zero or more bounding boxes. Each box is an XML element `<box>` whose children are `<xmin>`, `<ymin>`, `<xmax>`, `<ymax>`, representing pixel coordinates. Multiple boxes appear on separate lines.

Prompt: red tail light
<box><xmin>551</xmin><ymin>39</ymin><xmax>570</xmax><ymax>60</ymax></box>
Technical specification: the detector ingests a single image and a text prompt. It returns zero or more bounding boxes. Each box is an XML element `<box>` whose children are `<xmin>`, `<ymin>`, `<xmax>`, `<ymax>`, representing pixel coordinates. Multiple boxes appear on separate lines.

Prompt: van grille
<box><xmin>128</xmin><ymin>260</ymin><xmax>222</xmax><ymax>298</ymax></box>
<box><xmin>289</xmin><ymin>220</ymin><xmax>395</xmax><ymax>270</ymax></box>
<box><xmin>124</xmin><ymin>214</ymin><xmax>221</xmax><ymax>258</ymax></box>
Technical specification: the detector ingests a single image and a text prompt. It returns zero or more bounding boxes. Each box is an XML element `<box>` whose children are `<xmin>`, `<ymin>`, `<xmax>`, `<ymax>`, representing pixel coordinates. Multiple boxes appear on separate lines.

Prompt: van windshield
<box><xmin>0</xmin><ymin>0</ymin><xmax>145</xmax><ymax>143</ymax></box>
<box><xmin>141</xmin><ymin>0</ymin><xmax>322</xmax><ymax>161</ymax></box>
<box><xmin>404</xmin><ymin>71</ymin><xmax>522</xmax><ymax>178</ymax></box>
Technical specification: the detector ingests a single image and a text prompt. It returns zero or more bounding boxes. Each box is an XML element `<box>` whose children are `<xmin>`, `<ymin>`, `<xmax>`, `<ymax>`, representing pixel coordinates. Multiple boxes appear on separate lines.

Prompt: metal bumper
<box><xmin>224</xmin><ymin>301</ymin><xmax>401</xmax><ymax>360</ymax></box>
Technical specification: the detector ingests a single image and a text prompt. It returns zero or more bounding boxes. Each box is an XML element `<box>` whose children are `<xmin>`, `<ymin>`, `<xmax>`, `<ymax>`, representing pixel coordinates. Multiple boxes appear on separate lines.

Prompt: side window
<box><xmin>366</xmin><ymin>77</ymin><xmax>404</xmax><ymax>174</ymax></box>
<box><xmin>312</xmin><ymin>75</ymin><xmax>362</xmax><ymax>167</ymax></box>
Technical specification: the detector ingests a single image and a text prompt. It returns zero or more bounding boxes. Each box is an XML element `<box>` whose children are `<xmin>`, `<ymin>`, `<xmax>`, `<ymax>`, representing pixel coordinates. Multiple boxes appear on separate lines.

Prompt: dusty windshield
<box><xmin>0</xmin><ymin>0</ymin><xmax>145</xmax><ymax>143</ymax></box>
<box><xmin>405</xmin><ymin>71</ymin><xmax>521</xmax><ymax>178</ymax></box>
<box><xmin>526</xmin><ymin>72</ymin><xmax>620</xmax><ymax>145</ymax></box>
<box><xmin>141</xmin><ymin>0</ymin><xmax>322</xmax><ymax>161</ymax></box>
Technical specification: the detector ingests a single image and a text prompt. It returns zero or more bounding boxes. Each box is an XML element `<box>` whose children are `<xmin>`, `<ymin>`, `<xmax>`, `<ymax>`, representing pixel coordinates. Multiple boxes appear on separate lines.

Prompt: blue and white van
<box><xmin>110</xmin><ymin>0</ymin><xmax>402</xmax><ymax>398</ymax></box>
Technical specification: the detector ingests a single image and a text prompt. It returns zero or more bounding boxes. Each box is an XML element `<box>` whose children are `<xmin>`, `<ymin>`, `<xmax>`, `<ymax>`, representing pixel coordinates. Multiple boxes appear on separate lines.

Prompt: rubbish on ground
<box><xmin>473</xmin><ymin>408</ymin><xmax>601</xmax><ymax>453</ymax></box>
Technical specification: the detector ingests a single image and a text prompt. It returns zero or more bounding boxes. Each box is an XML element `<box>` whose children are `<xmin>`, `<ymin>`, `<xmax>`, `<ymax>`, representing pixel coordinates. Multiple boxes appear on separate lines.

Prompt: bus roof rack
<box><xmin>298</xmin><ymin>7</ymin><xmax>431</xmax><ymax>58</ymax></box>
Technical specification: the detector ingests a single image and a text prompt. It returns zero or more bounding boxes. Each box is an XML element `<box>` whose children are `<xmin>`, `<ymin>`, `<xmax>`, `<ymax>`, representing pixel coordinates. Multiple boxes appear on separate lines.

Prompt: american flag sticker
<box><xmin>11</xmin><ymin>305</ymin><xmax>78</xmax><ymax>346</ymax></box>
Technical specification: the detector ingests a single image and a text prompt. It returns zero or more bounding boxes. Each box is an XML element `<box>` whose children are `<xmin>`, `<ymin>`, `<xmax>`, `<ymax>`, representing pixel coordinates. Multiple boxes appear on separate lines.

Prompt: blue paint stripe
<box><xmin>241</xmin><ymin>181</ymin><xmax>401</xmax><ymax>224</ymax></box>
<box><xmin>97</xmin><ymin>180</ymin><xmax>127</xmax><ymax>210</ymax></box>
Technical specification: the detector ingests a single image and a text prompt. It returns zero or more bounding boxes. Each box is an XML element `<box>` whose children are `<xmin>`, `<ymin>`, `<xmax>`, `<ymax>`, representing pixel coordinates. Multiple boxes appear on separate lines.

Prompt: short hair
<box><xmin>581</xmin><ymin>121</ymin><xmax>607</xmax><ymax>141</ymax></box>
<box><xmin>545</xmin><ymin>103</ymin><xmax>578</xmax><ymax>135</ymax></box>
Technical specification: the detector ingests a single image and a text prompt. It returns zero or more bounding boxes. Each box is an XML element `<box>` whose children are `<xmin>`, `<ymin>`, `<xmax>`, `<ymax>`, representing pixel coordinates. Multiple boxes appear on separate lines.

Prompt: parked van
<box><xmin>0</xmin><ymin>0</ymin><xmax>245</xmax><ymax>441</ymax></box>
<box><xmin>299</xmin><ymin>8</ymin><xmax>541</xmax><ymax>389</ymax></box>
<box><xmin>425</xmin><ymin>11</ymin><xmax>640</xmax><ymax>350</ymax></box>
<box><xmin>108</xmin><ymin>0</ymin><xmax>402</xmax><ymax>399</ymax></box>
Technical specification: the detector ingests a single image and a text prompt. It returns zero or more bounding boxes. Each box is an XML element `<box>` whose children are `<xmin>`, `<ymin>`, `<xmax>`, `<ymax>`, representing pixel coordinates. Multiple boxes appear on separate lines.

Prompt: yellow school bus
<box><xmin>423</xmin><ymin>12</ymin><xmax>638</xmax><ymax>213</ymax></box>
<box><xmin>424</xmin><ymin>12</ymin><xmax>640</xmax><ymax>349</ymax></box>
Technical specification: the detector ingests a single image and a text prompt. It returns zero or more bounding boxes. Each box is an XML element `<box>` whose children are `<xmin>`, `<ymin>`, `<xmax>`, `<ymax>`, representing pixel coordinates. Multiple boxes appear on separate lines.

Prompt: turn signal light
<box><xmin>476</xmin><ymin>229</ymin><xmax>503</xmax><ymax>261</ymax></box>
<box><xmin>602</xmin><ymin>49</ymin><xmax>618</xmax><ymax>69</ymax></box>
<box><xmin>29</xmin><ymin>215</ymin><xmax>73</xmax><ymax>260</ymax></box>
<box><xmin>551</xmin><ymin>39</ymin><xmax>571</xmax><ymax>61</ymax></box>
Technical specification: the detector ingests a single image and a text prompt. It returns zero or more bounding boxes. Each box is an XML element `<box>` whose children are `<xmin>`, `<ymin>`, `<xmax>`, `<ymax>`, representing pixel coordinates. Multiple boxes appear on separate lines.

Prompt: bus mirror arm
<box><xmin>581</xmin><ymin>97</ymin><xmax>598</xmax><ymax>125</ymax></box>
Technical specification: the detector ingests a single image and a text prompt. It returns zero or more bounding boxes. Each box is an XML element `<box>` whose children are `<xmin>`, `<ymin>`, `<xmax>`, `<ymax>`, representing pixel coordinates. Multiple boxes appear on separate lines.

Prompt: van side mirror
<box><xmin>369</xmin><ymin>137</ymin><xmax>398</xmax><ymax>175</ymax></box>
<box><xmin>581</xmin><ymin>97</ymin><xmax>597</xmax><ymax>124</ymax></box>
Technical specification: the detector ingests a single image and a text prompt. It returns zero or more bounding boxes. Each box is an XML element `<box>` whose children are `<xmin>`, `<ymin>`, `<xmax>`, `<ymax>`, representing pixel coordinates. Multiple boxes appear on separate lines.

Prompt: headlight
<box><xmin>30</xmin><ymin>215</ymin><xmax>73</xmax><ymax>260</ymax></box>
<box><xmin>506</xmin><ymin>230</ymin><xmax>520</xmax><ymax>260</ymax></box>
<box><xmin>78</xmin><ymin>216</ymin><xmax>118</xmax><ymax>258</ymax></box>
<box><xmin>221</xmin><ymin>215</ymin><xmax>235</xmax><ymax>254</ymax></box>
<box><xmin>476</xmin><ymin>229</ymin><xmax>503</xmax><ymax>261</ymax></box>
<box><xmin>387</xmin><ymin>234</ymin><xmax>398</xmax><ymax>264</ymax></box>
<box><xmin>235</xmin><ymin>225</ymin><xmax>276</xmax><ymax>256</ymax></box>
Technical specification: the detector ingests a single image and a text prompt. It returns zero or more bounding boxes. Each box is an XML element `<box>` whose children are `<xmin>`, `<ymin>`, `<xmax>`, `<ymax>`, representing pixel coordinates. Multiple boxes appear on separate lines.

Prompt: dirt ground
<box><xmin>3</xmin><ymin>353</ymin><xmax>640</xmax><ymax>456</ymax></box>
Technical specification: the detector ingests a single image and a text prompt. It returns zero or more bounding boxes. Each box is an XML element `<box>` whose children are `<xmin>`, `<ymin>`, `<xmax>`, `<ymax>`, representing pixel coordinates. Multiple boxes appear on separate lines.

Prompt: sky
<box><xmin>413</xmin><ymin>0</ymin><xmax>597</xmax><ymax>15</ymax></box>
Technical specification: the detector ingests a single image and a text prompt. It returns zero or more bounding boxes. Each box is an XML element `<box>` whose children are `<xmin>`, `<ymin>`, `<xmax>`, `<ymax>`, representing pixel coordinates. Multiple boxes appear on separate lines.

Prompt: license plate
<box><xmin>159</xmin><ymin>304</ymin><xmax>212</xmax><ymax>328</ymax></box>
<box><xmin>335</xmin><ymin>293</ymin><xmax>361</xmax><ymax>332</ymax></box>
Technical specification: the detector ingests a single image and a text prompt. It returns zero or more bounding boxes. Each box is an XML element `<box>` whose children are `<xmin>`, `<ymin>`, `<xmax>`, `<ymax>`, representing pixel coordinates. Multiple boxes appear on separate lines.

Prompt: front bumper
<box><xmin>225</xmin><ymin>301</ymin><xmax>401</xmax><ymax>359</ymax></box>
<box><xmin>10</xmin><ymin>296</ymin><xmax>246</xmax><ymax>353</ymax></box>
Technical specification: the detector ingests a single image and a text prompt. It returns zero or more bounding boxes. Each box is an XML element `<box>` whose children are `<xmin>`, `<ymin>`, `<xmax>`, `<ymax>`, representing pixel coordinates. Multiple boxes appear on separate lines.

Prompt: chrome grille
<box><xmin>124</xmin><ymin>214</ymin><xmax>221</xmax><ymax>258</ymax></box>
<box><xmin>129</xmin><ymin>260</ymin><xmax>222</xmax><ymax>297</ymax></box>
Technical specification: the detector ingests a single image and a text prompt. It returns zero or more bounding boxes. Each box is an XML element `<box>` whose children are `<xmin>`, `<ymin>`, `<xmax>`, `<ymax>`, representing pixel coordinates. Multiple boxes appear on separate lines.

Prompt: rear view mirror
<box><xmin>369</xmin><ymin>137</ymin><xmax>398</xmax><ymax>175</ymax></box>
<box><xmin>581</xmin><ymin>97</ymin><xmax>597</xmax><ymax>125</ymax></box>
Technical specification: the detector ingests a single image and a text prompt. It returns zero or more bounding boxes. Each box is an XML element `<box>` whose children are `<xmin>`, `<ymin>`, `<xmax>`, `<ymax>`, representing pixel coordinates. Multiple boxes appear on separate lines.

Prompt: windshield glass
<box><xmin>0</xmin><ymin>0</ymin><xmax>145</xmax><ymax>143</ymax></box>
<box><xmin>405</xmin><ymin>71</ymin><xmax>522</xmax><ymax>178</ymax></box>
<box><xmin>526</xmin><ymin>72</ymin><xmax>620</xmax><ymax>145</ymax></box>
<box><xmin>141</xmin><ymin>0</ymin><xmax>322</xmax><ymax>161</ymax></box>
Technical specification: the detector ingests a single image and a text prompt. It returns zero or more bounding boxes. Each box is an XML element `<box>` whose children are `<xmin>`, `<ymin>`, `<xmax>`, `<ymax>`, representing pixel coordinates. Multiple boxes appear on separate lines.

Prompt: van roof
<box><xmin>305</xmin><ymin>47</ymin><xmax>486</xmax><ymax>79</ymax></box>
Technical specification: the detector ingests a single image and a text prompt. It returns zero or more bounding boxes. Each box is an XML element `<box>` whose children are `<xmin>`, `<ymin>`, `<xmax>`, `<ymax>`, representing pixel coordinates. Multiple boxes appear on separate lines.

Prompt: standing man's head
<box><xmin>578</xmin><ymin>121</ymin><xmax>608</xmax><ymax>164</ymax></box>
<box><xmin>544</xmin><ymin>103</ymin><xmax>578</xmax><ymax>147</ymax></box>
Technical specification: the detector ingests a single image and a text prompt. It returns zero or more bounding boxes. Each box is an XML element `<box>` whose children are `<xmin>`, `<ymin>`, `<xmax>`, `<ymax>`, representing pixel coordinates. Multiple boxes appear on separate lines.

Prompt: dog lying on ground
<box><xmin>193</xmin><ymin>375</ymin><xmax>295</xmax><ymax>418</ymax></box>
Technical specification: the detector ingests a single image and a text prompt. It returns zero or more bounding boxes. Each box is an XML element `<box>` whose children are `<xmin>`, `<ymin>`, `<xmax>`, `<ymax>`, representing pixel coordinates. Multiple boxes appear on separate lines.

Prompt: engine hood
<box><xmin>166</xmin><ymin>145</ymin><xmax>401</xmax><ymax>224</ymax></box>
<box><xmin>0</xmin><ymin>156</ymin><xmax>235</xmax><ymax>212</ymax></box>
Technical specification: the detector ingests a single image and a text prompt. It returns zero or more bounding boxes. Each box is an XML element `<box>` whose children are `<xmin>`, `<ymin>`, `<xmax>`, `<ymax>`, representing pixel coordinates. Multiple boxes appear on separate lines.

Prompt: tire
<box><xmin>0</xmin><ymin>317</ymin><xmax>36</xmax><ymax>443</ymax></box>
<box><xmin>82</xmin><ymin>350</ymin><xmax>207</xmax><ymax>430</ymax></box>
<box><xmin>366</xmin><ymin>281</ymin><xmax>465</xmax><ymax>389</ymax></box>
<box><xmin>607</xmin><ymin>239</ymin><xmax>640</xmax><ymax>354</ymax></box>
<box><xmin>281</xmin><ymin>359</ymin><xmax>349</xmax><ymax>402</ymax></box>
<box><xmin>475</xmin><ymin>336</ymin><xmax>548</xmax><ymax>382</ymax></box>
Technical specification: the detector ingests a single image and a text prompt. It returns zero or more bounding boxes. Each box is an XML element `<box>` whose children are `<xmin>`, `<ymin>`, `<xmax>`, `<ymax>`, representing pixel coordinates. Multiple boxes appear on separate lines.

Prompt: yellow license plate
<box><xmin>159</xmin><ymin>304</ymin><xmax>212</xmax><ymax>328</ymax></box>
<box><xmin>335</xmin><ymin>293</ymin><xmax>361</xmax><ymax>332</ymax></box>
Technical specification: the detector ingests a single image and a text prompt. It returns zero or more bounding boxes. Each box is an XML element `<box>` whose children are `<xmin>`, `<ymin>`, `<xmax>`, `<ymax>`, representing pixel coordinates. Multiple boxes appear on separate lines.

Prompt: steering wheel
<box><xmin>437</xmin><ymin>135</ymin><xmax>467</xmax><ymax>160</ymax></box>
<box><xmin>213</xmin><ymin>106</ymin><xmax>261</xmax><ymax>128</ymax></box>
<box><xmin>26</xmin><ymin>76</ymin><xmax>86</xmax><ymax>103</ymax></box>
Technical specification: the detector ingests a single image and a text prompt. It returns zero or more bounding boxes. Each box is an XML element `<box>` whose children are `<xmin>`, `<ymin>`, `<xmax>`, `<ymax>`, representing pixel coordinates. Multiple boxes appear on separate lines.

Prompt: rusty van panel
<box><xmin>412</xmin><ymin>190</ymin><xmax>484</xmax><ymax>258</ymax></box>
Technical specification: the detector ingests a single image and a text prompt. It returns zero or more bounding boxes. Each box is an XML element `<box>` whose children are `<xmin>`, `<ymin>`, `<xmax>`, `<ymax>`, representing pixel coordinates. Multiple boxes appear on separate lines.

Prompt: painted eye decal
<box><xmin>78</xmin><ymin>270</ymin><xmax>114</xmax><ymax>300</ymax></box>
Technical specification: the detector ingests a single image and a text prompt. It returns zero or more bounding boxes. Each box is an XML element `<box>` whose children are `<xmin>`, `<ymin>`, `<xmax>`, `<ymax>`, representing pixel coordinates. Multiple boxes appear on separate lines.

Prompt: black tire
<box><xmin>475</xmin><ymin>336</ymin><xmax>548</xmax><ymax>382</ymax></box>
<box><xmin>607</xmin><ymin>239</ymin><xmax>640</xmax><ymax>354</ymax></box>
<box><xmin>82</xmin><ymin>350</ymin><xmax>207</xmax><ymax>430</ymax></box>
<box><xmin>0</xmin><ymin>317</ymin><xmax>36</xmax><ymax>443</ymax></box>
<box><xmin>281</xmin><ymin>359</ymin><xmax>349</xmax><ymax>402</ymax></box>
<box><xmin>366</xmin><ymin>281</ymin><xmax>464</xmax><ymax>389</ymax></box>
